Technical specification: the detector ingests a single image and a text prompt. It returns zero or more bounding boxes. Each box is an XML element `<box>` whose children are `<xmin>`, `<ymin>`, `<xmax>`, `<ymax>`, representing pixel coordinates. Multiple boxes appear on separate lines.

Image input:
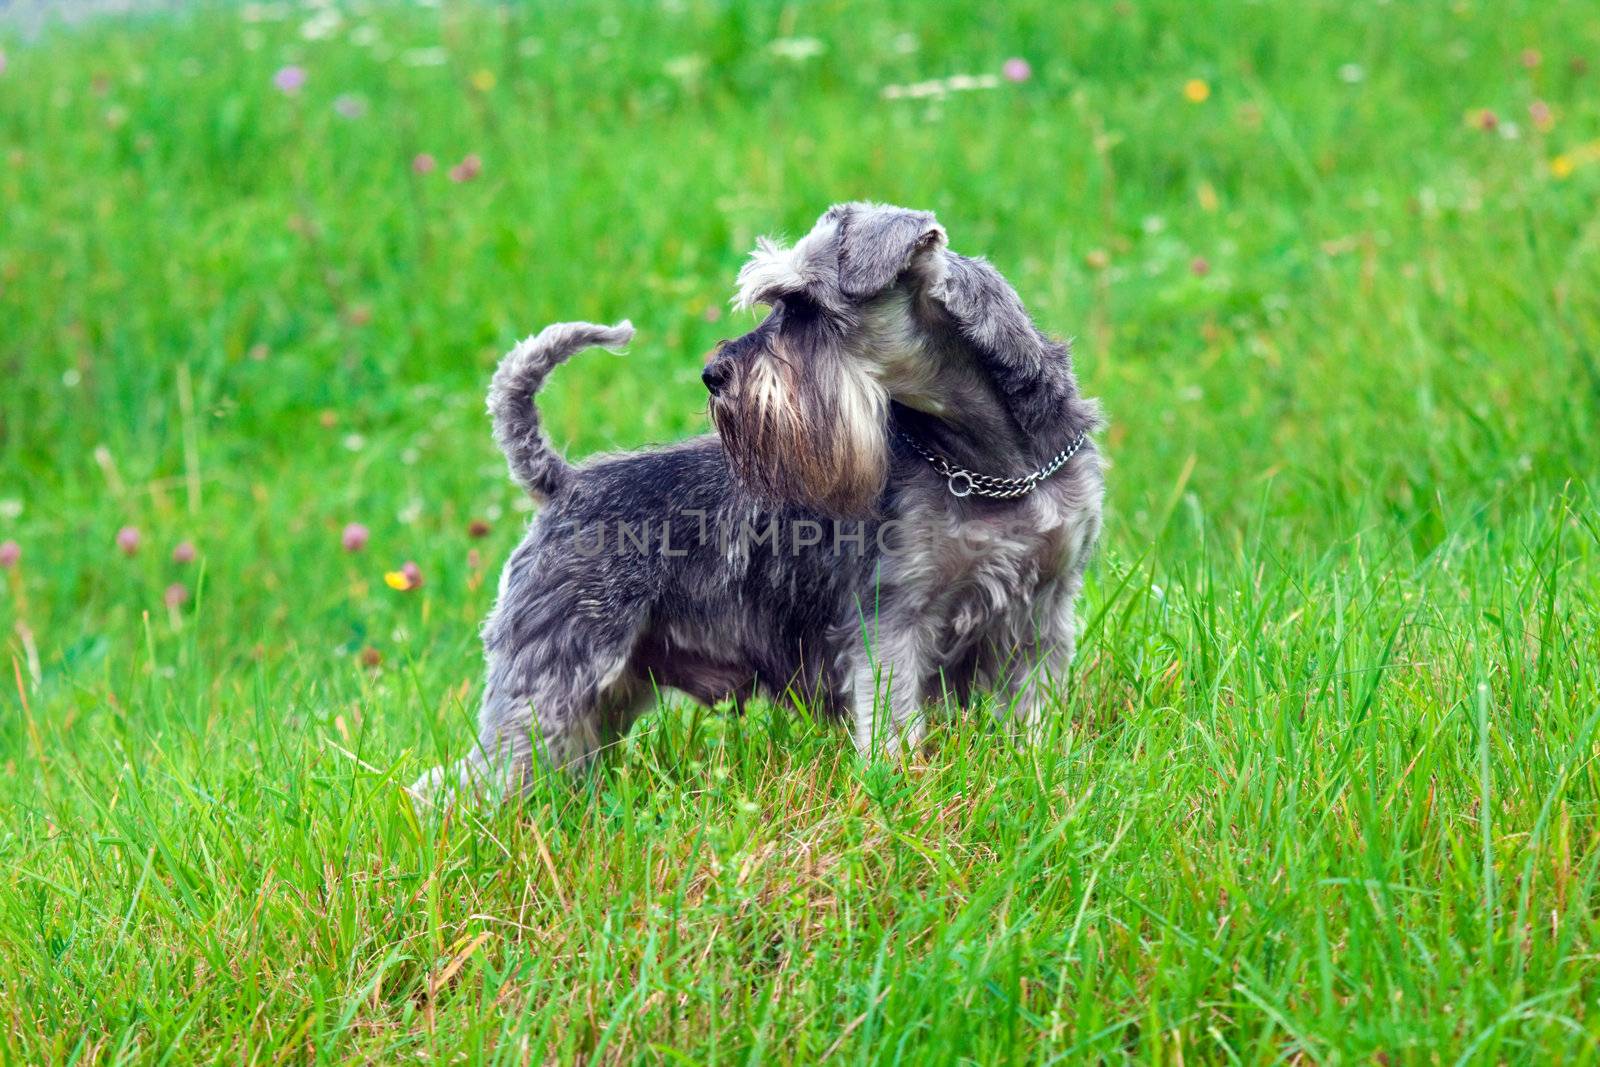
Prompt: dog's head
<box><xmin>704</xmin><ymin>202</ymin><xmax>952</xmax><ymax>516</ymax></box>
<box><xmin>706</xmin><ymin>202</ymin><xmax>1082</xmax><ymax>515</ymax></box>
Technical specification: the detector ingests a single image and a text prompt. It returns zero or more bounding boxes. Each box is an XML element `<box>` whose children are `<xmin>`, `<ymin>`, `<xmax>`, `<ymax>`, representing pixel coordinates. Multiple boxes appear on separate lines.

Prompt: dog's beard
<box><xmin>712</xmin><ymin>345</ymin><xmax>889</xmax><ymax>516</ymax></box>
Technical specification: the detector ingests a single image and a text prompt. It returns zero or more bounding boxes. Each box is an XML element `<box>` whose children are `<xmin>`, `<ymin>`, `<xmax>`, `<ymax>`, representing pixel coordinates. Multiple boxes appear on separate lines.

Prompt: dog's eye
<box><xmin>778</xmin><ymin>294</ymin><xmax>817</xmax><ymax>321</ymax></box>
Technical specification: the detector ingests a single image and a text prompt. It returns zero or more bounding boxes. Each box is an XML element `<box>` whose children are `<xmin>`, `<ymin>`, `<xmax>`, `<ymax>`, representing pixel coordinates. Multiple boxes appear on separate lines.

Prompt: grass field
<box><xmin>3</xmin><ymin>0</ymin><xmax>1600</xmax><ymax>1061</ymax></box>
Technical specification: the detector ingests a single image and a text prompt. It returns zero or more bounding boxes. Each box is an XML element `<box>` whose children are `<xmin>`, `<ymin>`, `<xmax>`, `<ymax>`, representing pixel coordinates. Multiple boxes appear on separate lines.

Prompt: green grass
<box><xmin>3</xmin><ymin>0</ymin><xmax>1600</xmax><ymax>1061</ymax></box>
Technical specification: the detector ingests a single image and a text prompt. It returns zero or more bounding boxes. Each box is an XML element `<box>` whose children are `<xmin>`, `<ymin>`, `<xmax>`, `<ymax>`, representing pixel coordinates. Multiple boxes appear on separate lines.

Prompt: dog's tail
<box><xmin>489</xmin><ymin>320</ymin><xmax>635</xmax><ymax>500</ymax></box>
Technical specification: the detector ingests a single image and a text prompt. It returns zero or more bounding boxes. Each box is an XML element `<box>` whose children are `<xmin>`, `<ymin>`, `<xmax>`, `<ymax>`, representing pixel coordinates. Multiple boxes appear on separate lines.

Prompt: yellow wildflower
<box><xmin>471</xmin><ymin>68</ymin><xmax>496</xmax><ymax>92</ymax></box>
<box><xmin>384</xmin><ymin>562</ymin><xmax>423</xmax><ymax>592</ymax></box>
<box><xmin>1183</xmin><ymin>79</ymin><xmax>1210</xmax><ymax>103</ymax></box>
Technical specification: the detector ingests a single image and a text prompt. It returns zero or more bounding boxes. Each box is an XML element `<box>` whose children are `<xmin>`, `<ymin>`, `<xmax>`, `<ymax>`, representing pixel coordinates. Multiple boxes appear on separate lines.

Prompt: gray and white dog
<box><xmin>414</xmin><ymin>202</ymin><xmax>1103</xmax><ymax>801</ymax></box>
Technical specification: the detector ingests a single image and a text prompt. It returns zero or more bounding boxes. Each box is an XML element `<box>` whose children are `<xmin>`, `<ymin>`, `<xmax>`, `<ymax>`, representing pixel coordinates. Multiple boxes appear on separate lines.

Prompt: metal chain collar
<box><xmin>897</xmin><ymin>427</ymin><xmax>1089</xmax><ymax>500</ymax></box>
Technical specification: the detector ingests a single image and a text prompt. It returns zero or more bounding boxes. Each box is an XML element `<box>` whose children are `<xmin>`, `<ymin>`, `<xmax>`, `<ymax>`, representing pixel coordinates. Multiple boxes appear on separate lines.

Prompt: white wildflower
<box><xmin>882</xmin><ymin>72</ymin><xmax>1002</xmax><ymax>101</ymax></box>
<box><xmin>300</xmin><ymin>9</ymin><xmax>342</xmax><ymax>40</ymax></box>
<box><xmin>769</xmin><ymin>36</ymin><xmax>825</xmax><ymax>61</ymax></box>
<box><xmin>664</xmin><ymin>54</ymin><xmax>707</xmax><ymax>82</ymax></box>
<box><xmin>944</xmin><ymin>73</ymin><xmax>998</xmax><ymax>91</ymax></box>
<box><xmin>402</xmin><ymin>47</ymin><xmax>449</xmax><ymax>67</ymax></box>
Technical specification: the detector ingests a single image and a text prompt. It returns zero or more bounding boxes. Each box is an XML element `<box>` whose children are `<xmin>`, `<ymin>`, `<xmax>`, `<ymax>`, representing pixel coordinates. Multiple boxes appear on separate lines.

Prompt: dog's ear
<box><xmin>930</xmin><ymin>254</ymin><xmax>1048</xmax><ymax>374</ymax></box>
<box><xmin>833</xmin><ymin>204</ymin><xmax>948</xmax><ymax>300</ymax></box>
<box><xmin>930</xmin><ymin>252</ymin><xmax>1088</xmax><ymax>438</ymax></box>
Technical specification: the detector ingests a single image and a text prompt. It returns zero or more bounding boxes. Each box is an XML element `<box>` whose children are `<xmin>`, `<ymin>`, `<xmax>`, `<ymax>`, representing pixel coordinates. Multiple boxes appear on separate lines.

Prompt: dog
<box><xmin>412</xmin><ymin>202</ymin><xmax>1104</xmax><ymax>802</ymax></box>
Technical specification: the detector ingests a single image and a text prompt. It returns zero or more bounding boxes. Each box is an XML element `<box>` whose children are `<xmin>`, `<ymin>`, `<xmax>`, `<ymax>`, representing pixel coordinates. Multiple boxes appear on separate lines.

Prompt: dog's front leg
<box><xmin>996</xmin><ymin>609</ymin><xmax>1078</xmax><ymax>746</ymax></box>
<box><xmin>848</xmin><ymin>622</ymin><xmax>931</xmax><ymax>758</ymax></box>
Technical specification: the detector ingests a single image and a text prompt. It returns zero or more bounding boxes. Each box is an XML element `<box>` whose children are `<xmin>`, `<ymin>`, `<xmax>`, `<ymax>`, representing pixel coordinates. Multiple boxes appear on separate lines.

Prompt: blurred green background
<box><xmin>3</xmin><ymin>1</ymin><xmax>1597</xmax><ymax>635</ymax></box>
<box><xmin>2</xmin><ymin>1</ymin><xmax>1600</xmax><ymax>1062</ymax></box>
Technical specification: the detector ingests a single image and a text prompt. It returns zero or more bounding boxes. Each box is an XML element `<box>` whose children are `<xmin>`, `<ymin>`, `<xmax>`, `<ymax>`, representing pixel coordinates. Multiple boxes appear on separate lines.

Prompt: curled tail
<box><xmin>489</xmin><ymin>320</ymin><xmax>635</xmax><ymax>500</ymax></box>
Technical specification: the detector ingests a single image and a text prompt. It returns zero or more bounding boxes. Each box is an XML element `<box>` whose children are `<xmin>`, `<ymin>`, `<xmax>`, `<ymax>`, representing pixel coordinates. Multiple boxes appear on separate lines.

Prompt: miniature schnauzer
<box><xmin>413</xmin><ymin>202</ymin><xmax>1104</xmax><ymax>801</ymax></box>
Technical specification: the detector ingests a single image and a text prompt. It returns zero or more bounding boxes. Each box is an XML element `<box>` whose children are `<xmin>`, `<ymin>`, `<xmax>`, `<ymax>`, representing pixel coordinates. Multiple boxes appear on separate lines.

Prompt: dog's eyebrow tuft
<box><xmin>731</xmin><ymin>219</ymin><xmax>844</xmax><ymax>311</ymax></box>
<box><xmin>732</xmin><ymin>238</ymin><xmax>801</xmax><ymax>310</ymax></box>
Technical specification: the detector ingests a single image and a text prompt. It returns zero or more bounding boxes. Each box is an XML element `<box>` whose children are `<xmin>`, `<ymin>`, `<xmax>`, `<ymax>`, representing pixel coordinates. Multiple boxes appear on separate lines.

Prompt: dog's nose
<box><xmin>702</xmin><ymin>360</ymin><xmax>731</xmax><ymax>396</ymax></box>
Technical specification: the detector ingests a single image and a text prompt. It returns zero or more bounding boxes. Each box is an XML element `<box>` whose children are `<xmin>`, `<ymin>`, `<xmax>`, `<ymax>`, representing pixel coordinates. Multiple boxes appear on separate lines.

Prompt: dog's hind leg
<box><xmin>483</xmin><ymin>666</ymin><xmax>645</xmax><ymax>784</ymax></box>
<box><xmin>414</xmin><ymin>658</ymin><xmax>646</xmax><ymax>805</ymax></box>
<box><xmin>411</xmin><ymin>595</ymin><xmax>651</xmax><ymax>804</ymax></box>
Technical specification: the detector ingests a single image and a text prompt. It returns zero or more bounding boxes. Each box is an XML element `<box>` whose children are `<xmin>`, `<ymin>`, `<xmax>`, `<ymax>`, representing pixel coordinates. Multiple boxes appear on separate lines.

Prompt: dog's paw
<box><xmin>407</xmin><ymin>760</ymin><xmax>484</xmax><ymax>812</ymax></box>
<box><xmin>405</xmin><ymin>765</ymin><xmax>450</xmax><ymax>811</ymax></box>
<box><xmin>407</xmin><ymin>753</ymin><xmax>524</xmax><ymax>813</ymax></box>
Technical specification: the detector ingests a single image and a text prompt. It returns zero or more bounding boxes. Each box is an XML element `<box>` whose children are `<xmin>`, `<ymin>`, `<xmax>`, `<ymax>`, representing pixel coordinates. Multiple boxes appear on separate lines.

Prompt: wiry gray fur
<box><xmin>489</xmin><ymin>320</ymin><xmax>635</xmax><ymax>500</ymax></box>
<box><xmin>412</xmin><ymin>202</ymin><xmax>1105</xmax><ymax>804</ymax></box>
